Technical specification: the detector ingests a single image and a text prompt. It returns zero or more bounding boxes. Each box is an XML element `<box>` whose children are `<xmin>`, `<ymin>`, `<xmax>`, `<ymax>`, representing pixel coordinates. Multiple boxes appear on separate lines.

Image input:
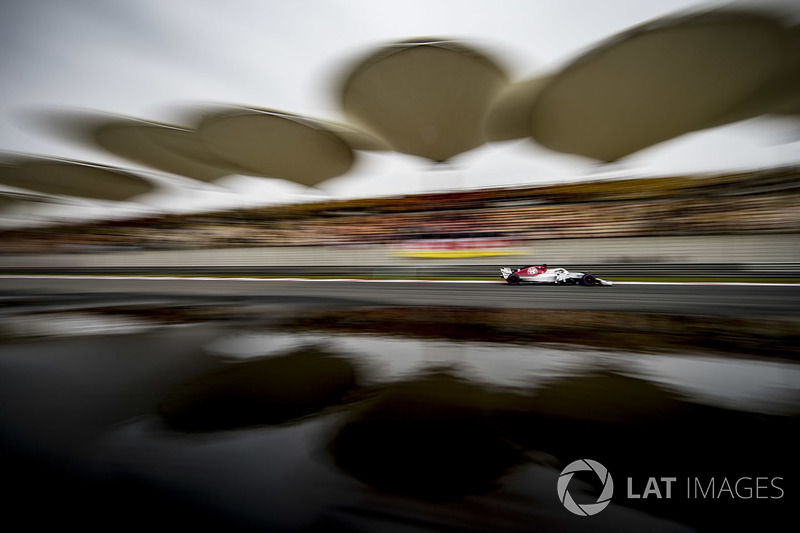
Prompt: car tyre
<box><xmin>507</xmin><ymin>273</ymin><xmax>520</xmax><ymax>285</ymax></box>
<box><xmin>581</xmin><ymin>273</ymin><xmax>596</xmax><ymax>286</ymax></box>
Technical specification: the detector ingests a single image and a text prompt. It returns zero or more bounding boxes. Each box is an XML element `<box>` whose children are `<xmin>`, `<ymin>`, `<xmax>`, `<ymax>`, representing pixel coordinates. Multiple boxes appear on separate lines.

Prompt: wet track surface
<box><xmin>1</xmin><ymin>276</ymin><xmax>798</xmax><ymax>532</ymax></box>
<box><xmin>1</xmin><ymin>276</ymin><xmax>799</xmax><ymax>316</ymax></box>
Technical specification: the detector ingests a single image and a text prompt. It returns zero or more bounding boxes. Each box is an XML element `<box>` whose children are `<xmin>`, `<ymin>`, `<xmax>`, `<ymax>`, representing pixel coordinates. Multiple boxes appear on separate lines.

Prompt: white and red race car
<box><xmin>500</xmin><ymin>265</ymin><xmax>613</xmax><ymax>286</ymax></box>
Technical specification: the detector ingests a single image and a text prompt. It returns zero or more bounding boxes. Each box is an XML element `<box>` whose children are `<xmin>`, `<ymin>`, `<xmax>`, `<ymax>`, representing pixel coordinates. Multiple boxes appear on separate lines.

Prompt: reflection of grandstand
<box><xmin>2</xmin><ymin>167</ymin><xmax>799</xmax><ymax>254</ymax></box>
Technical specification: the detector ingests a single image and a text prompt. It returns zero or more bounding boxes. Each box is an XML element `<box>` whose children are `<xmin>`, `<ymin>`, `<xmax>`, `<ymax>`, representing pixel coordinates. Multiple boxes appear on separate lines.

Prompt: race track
<box><xmin>1</xmin><ymin>275</ymin><xmax>798</xmax><ymax>533</ymax></box>
<box><xmin>1</xmin><ymin>276</ymin><xmax>798</xmax><ymax>316</ymax></box>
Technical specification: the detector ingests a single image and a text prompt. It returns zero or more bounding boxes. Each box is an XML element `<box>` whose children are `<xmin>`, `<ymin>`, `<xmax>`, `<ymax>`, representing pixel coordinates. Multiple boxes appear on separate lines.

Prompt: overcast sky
<box><xmin>1</xmin><ymin>0</ymin><xmax>798</xmax><ymax>223</ymax></box>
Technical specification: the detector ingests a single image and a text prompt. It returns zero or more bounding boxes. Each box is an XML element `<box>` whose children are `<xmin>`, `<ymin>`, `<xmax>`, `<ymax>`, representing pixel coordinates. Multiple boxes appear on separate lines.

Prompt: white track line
<box><xmin>0</xmin><ymin>275</ymin><xmax>798</xmax><ymax>287</ymax></box>
<box><xmin>0</xmin><ymin>275</ymin><xmax>499</xmax><ymax>284</ymax></box>
<box><xmin>613</xmin><ymin>281</ymin><xmax>800</xmax><ymax>287</ymax></box>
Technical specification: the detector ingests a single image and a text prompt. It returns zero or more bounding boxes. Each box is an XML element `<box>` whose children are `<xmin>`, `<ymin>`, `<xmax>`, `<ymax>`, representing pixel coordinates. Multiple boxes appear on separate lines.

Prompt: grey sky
<box><xmin>1</xmin><ymin>0</ymin><xmax>798</xmax><ymax>222</ymax></box>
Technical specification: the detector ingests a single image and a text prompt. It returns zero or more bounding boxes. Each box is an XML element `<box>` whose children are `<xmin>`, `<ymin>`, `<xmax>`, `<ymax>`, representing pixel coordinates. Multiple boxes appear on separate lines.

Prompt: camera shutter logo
<box><xmin>557</xmin><ymin>459</ymin><xmax>614</xmax><ymax>516</ymax></box>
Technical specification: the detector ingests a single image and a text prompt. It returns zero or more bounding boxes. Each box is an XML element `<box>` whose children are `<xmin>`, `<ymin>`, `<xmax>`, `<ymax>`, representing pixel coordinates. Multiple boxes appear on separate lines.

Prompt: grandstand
<box><xmin>1</xmin><ymin>166</ymin><xmax>799</xmax><ymax>255</ymax></box>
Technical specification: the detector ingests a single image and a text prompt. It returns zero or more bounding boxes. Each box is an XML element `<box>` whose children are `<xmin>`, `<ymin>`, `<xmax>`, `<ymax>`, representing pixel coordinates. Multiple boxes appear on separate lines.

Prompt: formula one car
<box><xmin>500</xmin><ymin>265</ymin><xmax>613</xmax><ymax>286</ymax></box>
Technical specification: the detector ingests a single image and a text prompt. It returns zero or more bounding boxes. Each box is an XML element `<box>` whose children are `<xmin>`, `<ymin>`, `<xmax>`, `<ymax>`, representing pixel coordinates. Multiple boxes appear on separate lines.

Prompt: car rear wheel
<box><xmin>507</xmin><ymin>273</ymin><xmax>520</xmax><ymax>285</ymax></box>
<box><xmin>581</xmin><ymin>273</ymin><xmax>596</xmax><ymax>286</ymax></box>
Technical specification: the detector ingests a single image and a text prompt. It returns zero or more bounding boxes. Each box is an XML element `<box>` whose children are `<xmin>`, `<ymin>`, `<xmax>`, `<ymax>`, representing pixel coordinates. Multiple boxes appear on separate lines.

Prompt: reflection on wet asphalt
<box><xmin>331</xmin><ymin>372</ymin><xmax>526</xmax><ymax>502</ymax></box>
<box><xmin>0</xmin><ymin>295</ymin><xmax>797</xmax><ymax>531</ymax></box>
<box><xmin>159</xmin><ymin>347</ymin><xmax>356</xmax><ymax>432</ymax></box>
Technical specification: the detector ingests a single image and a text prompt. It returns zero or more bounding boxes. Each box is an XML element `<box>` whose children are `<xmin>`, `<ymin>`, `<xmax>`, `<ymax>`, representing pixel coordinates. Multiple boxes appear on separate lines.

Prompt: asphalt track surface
<box><xmin>1</xmin><ymin>276</ymin><xmax>799</xmax><ymax>316</ymax></box>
